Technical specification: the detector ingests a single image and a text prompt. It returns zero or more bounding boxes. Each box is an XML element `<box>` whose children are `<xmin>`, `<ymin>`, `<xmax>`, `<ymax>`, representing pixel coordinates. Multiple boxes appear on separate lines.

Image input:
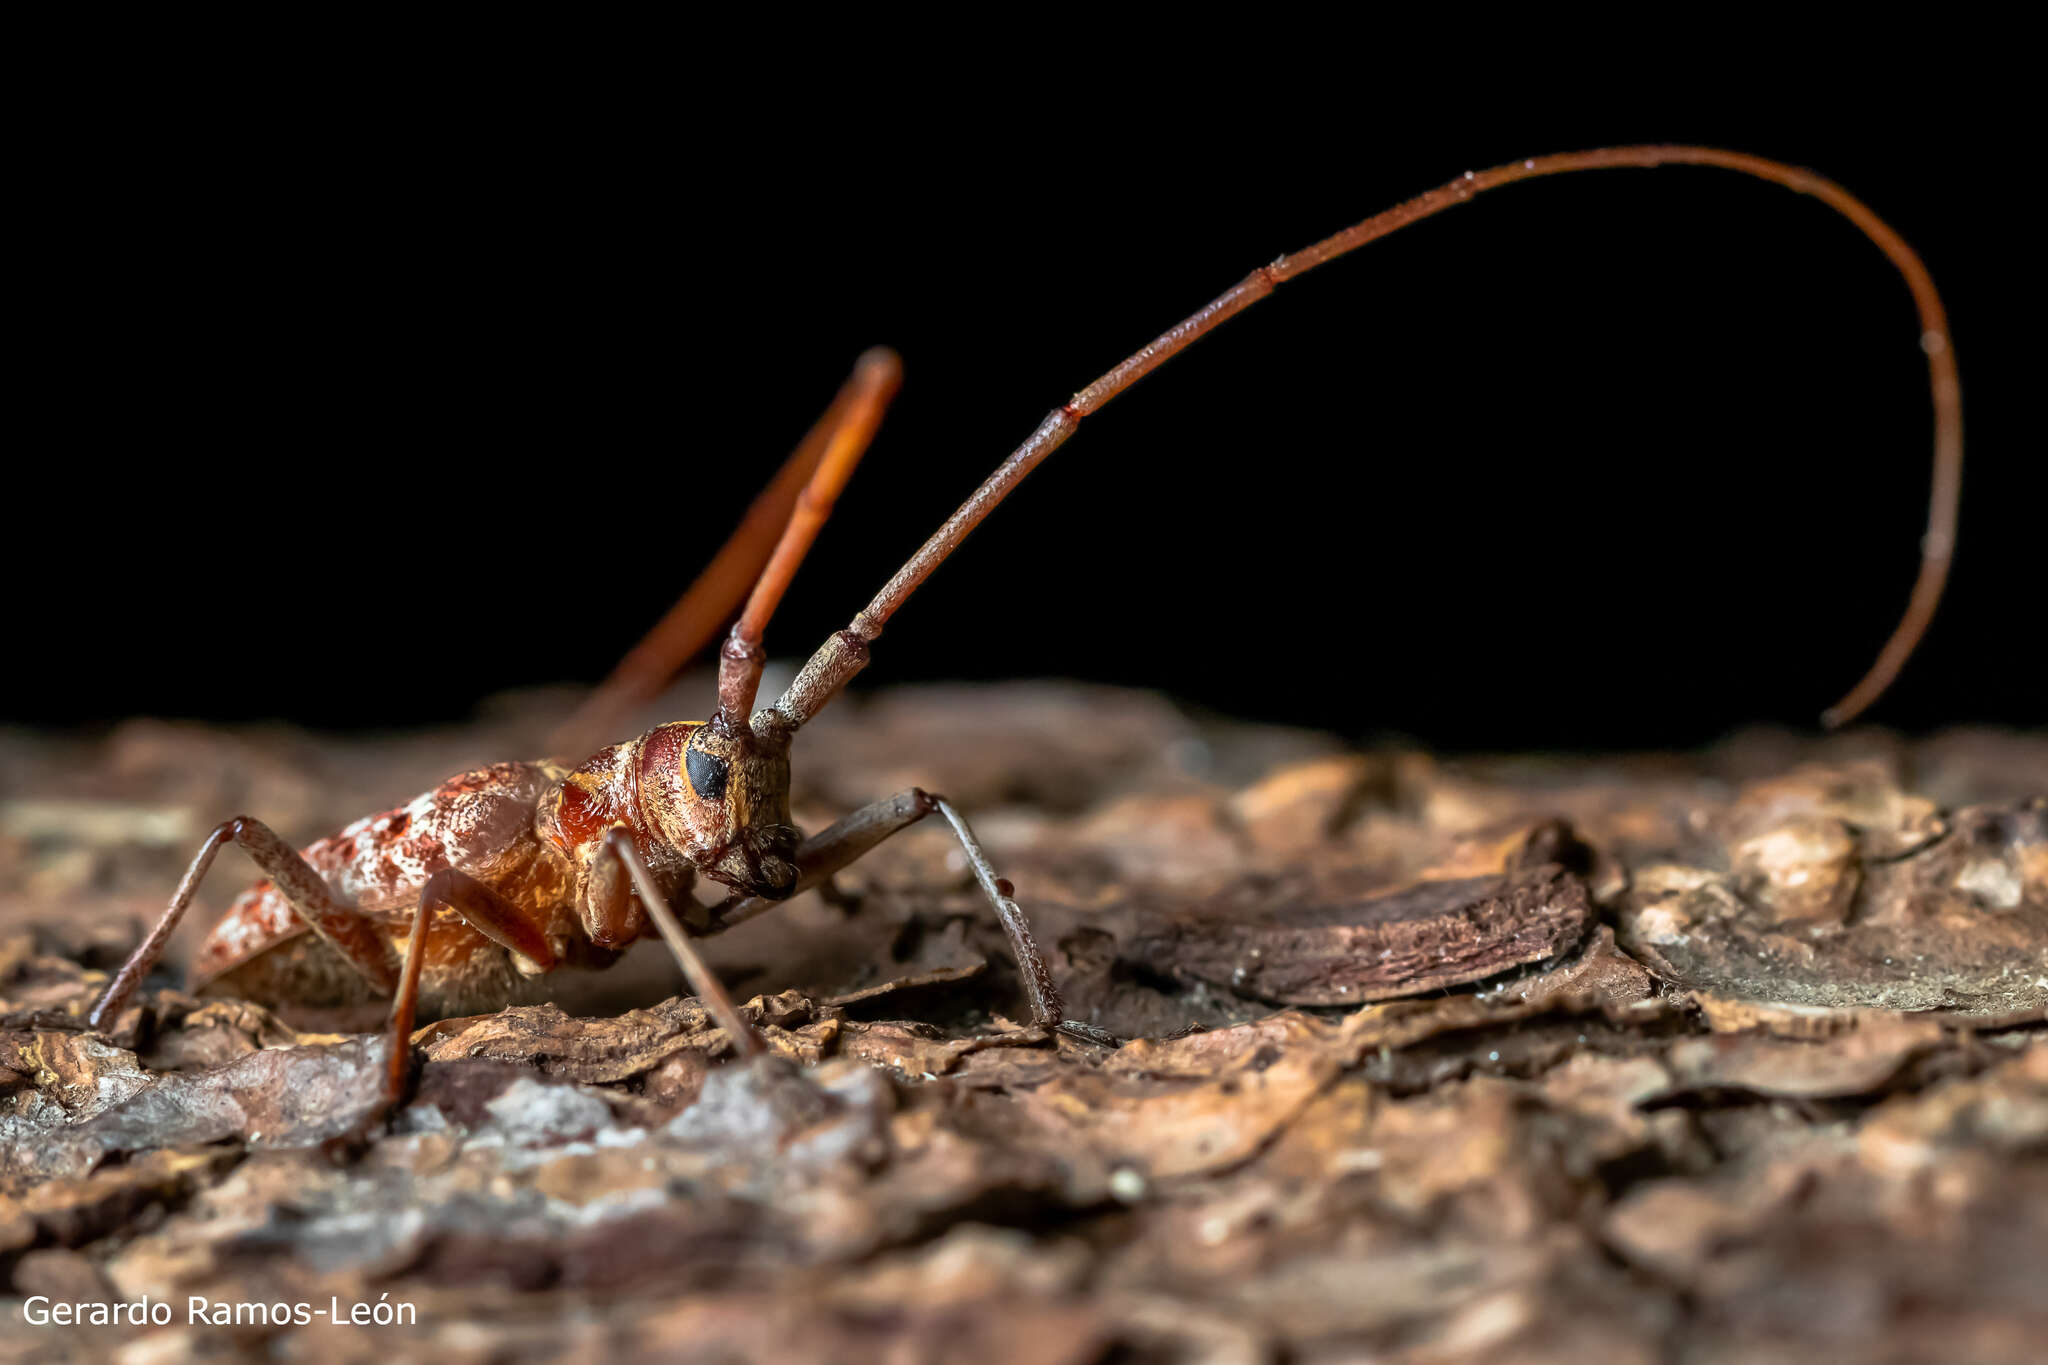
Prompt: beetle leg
<box><xmin>418</xmin><ymin>866</ymin><xmax>559</xmax><ymax>973</ymax></box>
<box><xmin>89</xmin><ymin>816</ymin><xmax>397</xmax><ymax>1031</ymax></box>
<box><xmin>704</xmin><ymin>788</ymin><xmax>938</xmax><ymax>930</ymax></box>
<box><xmin>604</xmin><ymin>827</ymin><xmax>766</xmax><ymax>1060</ymax></box>
<box><xmin>295</xmin><ymin>867</ymin><xmax>566</xmax><ymax>1154</ymax></box>
<box><xmin>705</xmin><ymin>789</ymin><xmax>1120</xmax><ymax>1048</ymax></box>
<box><xmin>373</xmin><ymin>867</ymin><xmax>560</xmax><ymax>1113</ymax></box>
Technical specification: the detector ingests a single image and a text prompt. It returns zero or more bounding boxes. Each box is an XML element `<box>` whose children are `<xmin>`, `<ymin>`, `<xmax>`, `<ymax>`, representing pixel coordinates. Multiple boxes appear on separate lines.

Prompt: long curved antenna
<box><xmin>715</xmin><ymin>347</ymin><xmax>902</xmax><ymax>727</ymax></box>
<box><xmin>764</xmin><ymin>146</ymin><xmax>1961</xmax><ymax>736</ymax></box>
<box><xmin>549</xmin><ymin>348</ymin><xmax>902</xmax><ymax>759</ymax></box>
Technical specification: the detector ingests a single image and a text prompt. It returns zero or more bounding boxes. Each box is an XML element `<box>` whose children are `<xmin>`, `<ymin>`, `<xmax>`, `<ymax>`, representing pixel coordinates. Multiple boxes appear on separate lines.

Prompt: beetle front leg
<box><xmin>932</xmin><ymin>796</ymin><xmax>1120</xmax><ymax>1047</ymax></box>
<box><xmin>708</xmin><ymin>789</ymin><xmax>1119</xmax><ymax>1048</ymax></box>
<box><xmin>603</xmin><ymin>828</ymin><xmax>766</xmax><ymax>1061</ymax></box>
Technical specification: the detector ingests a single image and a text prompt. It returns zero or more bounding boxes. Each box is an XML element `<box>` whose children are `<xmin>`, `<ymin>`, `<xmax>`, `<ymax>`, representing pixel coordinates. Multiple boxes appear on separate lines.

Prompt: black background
<box><xmin>11</xmin><ymin>68</ymin><xmax>2040</xmax><ymax>751</ymax></box>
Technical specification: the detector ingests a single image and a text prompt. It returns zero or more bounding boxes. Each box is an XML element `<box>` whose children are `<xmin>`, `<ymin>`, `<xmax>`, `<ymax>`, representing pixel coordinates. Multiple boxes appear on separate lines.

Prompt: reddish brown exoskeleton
<box><xmin>88</xmin><ymin>146</ymin><xmax>1964</xmax><ymax>1125</ymax></box>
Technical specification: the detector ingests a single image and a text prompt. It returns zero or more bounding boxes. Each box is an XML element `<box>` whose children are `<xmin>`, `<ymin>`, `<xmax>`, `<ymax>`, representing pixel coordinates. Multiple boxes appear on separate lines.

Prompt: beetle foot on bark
<box><xmin>1055</xmin><ymin>1019</ymin><xmax>1122</xmax><ymax>1048</ymax></box>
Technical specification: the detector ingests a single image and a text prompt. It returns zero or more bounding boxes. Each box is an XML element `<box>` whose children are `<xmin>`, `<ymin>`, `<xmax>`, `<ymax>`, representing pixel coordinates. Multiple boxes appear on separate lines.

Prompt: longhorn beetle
<box><xmin>88</xmin><ymin>146</ymin><xmax>1962</xmax><ymax>1121</ymax></box>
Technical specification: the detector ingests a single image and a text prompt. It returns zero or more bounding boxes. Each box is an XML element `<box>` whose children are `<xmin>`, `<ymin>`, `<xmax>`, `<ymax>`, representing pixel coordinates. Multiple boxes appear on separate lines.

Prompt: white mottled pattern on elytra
<box><xmin>192</xmin><ymin>762</ymin><xmax>560</xmax><ymax>984</ymax></box>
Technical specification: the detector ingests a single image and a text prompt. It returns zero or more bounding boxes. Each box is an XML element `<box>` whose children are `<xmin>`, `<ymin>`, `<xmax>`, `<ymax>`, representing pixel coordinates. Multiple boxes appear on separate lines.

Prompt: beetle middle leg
<box><xmin>375</xmin><ymin>867</ymin><xmax>562</xmax><ymax>1111</ymax></box>
<box><xmin>372</xmin><ymin>840</ymin><xmax>770</xmax><ymax>1122</ymax></box>
<box><xmin>703</xmin><ymin>789</ymin><xmax>1119</xmax><ymax>1047</ymax></box>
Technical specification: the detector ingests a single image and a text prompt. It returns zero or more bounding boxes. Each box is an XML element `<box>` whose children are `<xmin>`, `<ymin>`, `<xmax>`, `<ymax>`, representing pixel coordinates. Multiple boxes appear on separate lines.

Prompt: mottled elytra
<box><xmin>88</xmin><ymin>146</ymin><xmax>1961</xmax><ymax>1133</ymax></box>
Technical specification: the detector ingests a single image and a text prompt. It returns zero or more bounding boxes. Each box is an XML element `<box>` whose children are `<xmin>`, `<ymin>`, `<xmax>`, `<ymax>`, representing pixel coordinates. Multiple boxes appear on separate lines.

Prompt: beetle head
<box><xmin>639</xmin><ymin>720</ymin><xmax>800</xmax><ymax>899</ymax></box>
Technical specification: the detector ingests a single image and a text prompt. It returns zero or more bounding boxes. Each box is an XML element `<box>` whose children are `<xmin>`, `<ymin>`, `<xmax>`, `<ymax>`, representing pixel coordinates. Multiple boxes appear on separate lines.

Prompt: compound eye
<box><xmin>684</xmin><ymin>746</ymin><xmax>730</xmax><ymax>803</ymax></box>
